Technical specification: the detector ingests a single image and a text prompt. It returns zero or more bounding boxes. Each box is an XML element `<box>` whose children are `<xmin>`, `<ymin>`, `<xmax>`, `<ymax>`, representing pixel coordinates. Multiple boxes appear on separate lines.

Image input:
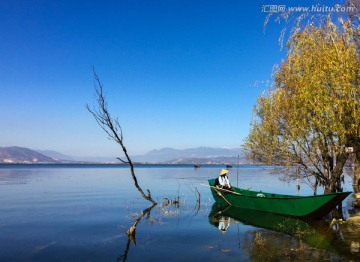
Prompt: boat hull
<box><xmin>208</xmin><ymin>179</ymin><xmax>351</xmax><ymax>219</ymax></box>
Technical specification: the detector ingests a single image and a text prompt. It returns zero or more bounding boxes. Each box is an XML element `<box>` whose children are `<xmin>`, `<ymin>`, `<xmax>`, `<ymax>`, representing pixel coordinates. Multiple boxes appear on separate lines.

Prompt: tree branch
<box><xmin>86</xmin><ymin>68</ymin><xmax>157</xmax><ymax>205</ymax></box>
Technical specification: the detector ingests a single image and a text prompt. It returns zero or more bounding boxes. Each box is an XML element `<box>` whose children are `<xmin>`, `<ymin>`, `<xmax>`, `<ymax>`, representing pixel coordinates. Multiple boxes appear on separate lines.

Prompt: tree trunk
<box><xmin>324</xmin><ymin>153</ymin><xmax>348</xmax><ymax>193</ymax></box>
<box><xmin>87</xmin><ymin>69</ymin><xmax>157</xmax><ymax>205</ymax></box>
<box><xmin>353</xmin><ymin>162</ymin><xmax>360</xmax><ymax>193</ymax></box>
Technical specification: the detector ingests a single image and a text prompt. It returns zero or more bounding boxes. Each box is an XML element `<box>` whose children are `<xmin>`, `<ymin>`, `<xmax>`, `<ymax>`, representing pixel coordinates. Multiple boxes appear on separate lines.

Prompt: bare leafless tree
<box><xmin>86</xmin><ymin>68</ymin><xmax>156</xmax><ymax>205</ymax></box>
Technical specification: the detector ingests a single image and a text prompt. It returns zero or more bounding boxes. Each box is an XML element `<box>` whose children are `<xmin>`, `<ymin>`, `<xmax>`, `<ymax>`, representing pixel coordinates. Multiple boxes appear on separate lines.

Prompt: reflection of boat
<box><xmin>208</xmin><ymin>179</ymin><xmax>351</xmax><ymax>219</ymax></box>
<box><xmin>208</xmin><ymin>203</ymin><xmax>333</xmax><ymax>250</ymax></box>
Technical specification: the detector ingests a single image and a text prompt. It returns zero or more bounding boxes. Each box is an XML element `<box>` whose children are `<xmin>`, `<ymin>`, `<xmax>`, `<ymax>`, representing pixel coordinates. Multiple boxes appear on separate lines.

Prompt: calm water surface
<box><xmin>0</xmin><ymin>164</ymin><xmax>358</xmax><ymax>261</ymax></box>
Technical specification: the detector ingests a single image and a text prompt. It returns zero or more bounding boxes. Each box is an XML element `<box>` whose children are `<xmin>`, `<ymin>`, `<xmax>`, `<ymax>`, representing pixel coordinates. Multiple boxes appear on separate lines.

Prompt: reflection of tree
<box><xmin>243</xmin><ymin>230</ymin><xmax>339</xmax><ymax>261</ymax></box>
<box><xmin>242</xmin><ymin>226</ymin><xmax>360</xmax><ymax>261</ymax></box>
<box><xmin>117</xmin><ymin>237</ymin><xmax>131</xmax><ymax>262</ymax></box>
<box><xmin>126</xmin><ymin>204</ymin><xmax>157</xmax><ymax>243</ymax></box>
<box><xmin>117</xmin><ymin>203</ymin><xmax>157</xmax><ymax>262</ymax></box>
<box><xmin>117</xmin><ymin>189</ymin><xmax>202</xmax><ymax>261</ymax></box>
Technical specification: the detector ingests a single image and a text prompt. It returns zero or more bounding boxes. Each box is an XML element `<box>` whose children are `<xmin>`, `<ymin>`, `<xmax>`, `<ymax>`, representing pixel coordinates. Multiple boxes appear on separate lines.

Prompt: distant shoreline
<box><xmin>0</xmin><ymin>163</ymin><xmax>266</xmax><ymax>168</ymax></box>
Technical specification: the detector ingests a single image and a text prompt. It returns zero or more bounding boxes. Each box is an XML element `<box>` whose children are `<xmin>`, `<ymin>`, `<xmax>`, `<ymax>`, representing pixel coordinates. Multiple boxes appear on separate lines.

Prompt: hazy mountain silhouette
<box><xmin>132</xmin><ymin>147</ymin><xmax>244</xmax><ymax>163</ymax></box>
<box><xmin>0</xmin><ymin>146</ymin><xmax>58</xmax><ymax>163</ymax></box>
<box><xmin>0</xmin><ymin>146</ymin><xmax>246</xmax><ymax>164</ymax></box>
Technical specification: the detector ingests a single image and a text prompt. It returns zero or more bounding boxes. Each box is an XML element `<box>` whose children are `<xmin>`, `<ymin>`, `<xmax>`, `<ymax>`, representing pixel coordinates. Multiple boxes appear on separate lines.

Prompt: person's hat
<box><xmin>220</xmin><ymin>169</ymin><xmax>229</xmax><ymax>176</ymax></box>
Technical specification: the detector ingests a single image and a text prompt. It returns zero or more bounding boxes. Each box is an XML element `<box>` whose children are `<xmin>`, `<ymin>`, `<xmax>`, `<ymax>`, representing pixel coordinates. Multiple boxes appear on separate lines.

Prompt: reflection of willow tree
<box><xmin>244</xmin><ymin>228</ymin><xmax>360</xmax><ymax>261</ymax></box>
<box><xmin>243</xmin><ymin>230</ymin><xmax>340</xmax><ymax>261</ymax></box>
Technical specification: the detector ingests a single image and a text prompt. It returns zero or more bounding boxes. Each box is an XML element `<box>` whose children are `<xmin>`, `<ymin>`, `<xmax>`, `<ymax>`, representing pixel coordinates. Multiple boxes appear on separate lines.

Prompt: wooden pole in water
<box><xmin>237</xmin><ymin>154</ymin><xmax>239</xmax><ymax>187</ymax></box>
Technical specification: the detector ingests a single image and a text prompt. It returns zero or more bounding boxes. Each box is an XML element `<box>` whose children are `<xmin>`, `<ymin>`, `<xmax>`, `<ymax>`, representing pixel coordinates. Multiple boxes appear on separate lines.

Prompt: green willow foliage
<box><xmin>245</xmin><ymin>16</ymin><xmax>360</xmax><ymax>193</ymax></box>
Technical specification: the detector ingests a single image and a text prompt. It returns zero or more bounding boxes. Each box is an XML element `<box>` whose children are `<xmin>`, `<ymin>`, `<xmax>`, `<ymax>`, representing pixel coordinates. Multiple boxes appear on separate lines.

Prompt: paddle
<box><xmin>200</xmin><ymin>184</ymin><xmax>242</xmax><ymax>196</ymax></box>
<box><xmin>215</xmin><ymin>189</ymin><xmax>232</xmax><ymax>206</ymax></box>
<box><xmin>199</xmin><ymin>184</ymin><xmax>232</xmax><ymax>205</ymax></box>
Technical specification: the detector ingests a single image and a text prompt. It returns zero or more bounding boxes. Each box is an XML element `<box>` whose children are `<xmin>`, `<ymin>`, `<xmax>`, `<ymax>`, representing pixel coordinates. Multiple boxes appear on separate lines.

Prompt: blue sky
<box><xmin>0</xmin><ymin>0</ymin><xmax>343</xmax><ymax>157</ymax></box>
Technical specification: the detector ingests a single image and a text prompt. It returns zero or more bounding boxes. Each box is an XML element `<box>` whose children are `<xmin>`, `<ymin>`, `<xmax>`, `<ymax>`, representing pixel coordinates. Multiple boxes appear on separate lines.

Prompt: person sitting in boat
<box><xmin>215</xmin><ymin>169</ymin><xmax>232</xmax><ymax>190</ymax></box>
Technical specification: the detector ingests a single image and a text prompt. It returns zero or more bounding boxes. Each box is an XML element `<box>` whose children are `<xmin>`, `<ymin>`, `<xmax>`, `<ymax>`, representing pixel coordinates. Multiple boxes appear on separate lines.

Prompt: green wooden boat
<box><xmin>208</xmin><ymin>178</ymin><xmax>351</xmax><ymax>219</ymax></box>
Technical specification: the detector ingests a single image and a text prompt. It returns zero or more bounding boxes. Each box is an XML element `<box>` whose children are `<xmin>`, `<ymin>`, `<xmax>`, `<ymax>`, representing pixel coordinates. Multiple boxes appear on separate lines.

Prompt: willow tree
<box><xmin>245</xmin><ymin>17</ymin><xmax>360</xmax><ymax>193</ymax></box>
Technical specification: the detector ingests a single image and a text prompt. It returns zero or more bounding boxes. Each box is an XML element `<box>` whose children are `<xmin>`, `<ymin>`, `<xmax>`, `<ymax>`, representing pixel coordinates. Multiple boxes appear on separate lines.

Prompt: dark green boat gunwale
<box><xmin>208</xmin><ymin>178</ymin><xmax>351</xmax><ymax>219</ymax></box>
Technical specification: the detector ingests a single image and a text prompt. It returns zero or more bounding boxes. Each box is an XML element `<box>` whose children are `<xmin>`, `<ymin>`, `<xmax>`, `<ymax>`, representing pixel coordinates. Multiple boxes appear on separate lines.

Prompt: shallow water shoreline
<box><xmin>0</xmin><ymin>165</ymin><xmax>359</xmax><ymax>261</ymax></box>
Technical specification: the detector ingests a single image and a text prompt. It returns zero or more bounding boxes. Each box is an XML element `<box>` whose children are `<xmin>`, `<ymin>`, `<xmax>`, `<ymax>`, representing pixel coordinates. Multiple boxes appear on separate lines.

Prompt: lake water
<box><xmin>0</xmin><ymin>164</ymin><xmax>359</xmax><ymax>261</ymax></box>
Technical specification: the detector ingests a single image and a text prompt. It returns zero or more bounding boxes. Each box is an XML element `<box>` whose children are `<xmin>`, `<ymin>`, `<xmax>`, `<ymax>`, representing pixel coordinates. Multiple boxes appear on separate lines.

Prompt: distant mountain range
<box><xmin>0</xmin><ymin>146</ymin><xmax>58</xmax><ymax>164</ymax></box>
<box><xmin>132</xmin><ymin>147</ymin><xmax>245</xmax><ymax>164</ymax></box>
<box><xmin>0</xmin><ymin>146</ymin><xmax>247</xmax><ymax>164</ymax></box>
